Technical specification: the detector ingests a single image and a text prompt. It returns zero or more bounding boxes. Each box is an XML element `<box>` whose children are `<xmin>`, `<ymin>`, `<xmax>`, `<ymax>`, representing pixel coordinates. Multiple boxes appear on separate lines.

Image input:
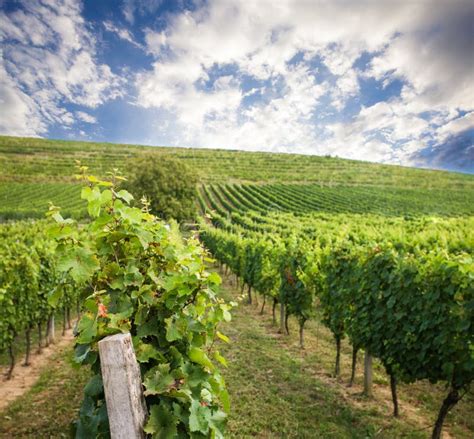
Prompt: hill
<box><xmin>0</xmin><ymin>135</ymin><xmax>473</xmax><ymax>220</ymax></box>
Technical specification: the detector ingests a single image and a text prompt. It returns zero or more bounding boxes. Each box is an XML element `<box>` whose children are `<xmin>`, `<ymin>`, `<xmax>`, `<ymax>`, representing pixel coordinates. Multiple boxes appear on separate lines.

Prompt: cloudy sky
<box><xmin>1</xmin><ymin>0</ymin><xmax>473</xmax><ymax>172</ymax></box>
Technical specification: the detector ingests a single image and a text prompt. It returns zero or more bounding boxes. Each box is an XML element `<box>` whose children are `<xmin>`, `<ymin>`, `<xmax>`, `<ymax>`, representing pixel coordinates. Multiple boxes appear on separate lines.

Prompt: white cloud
<box><xmin>103</xmin><ymin>20</ymin><xmax>142</xmax><ymax>49</ymax></box>
<box><xmin>134</xmin><ymin>0</ymin><xmax>473</xmax><ymax>165</ymax></box>
<box><xmin>368</xmin><ymin>2</ymin><xmax>474</xmax><ymax>112</ymax></box>
<box><xmin>122</xmin><ymin>0</ymin><xmax>135</xmax><ymax>24</ymax></box>
<box><xmin>0</xmin><ymin>0</ymin><xmax>123</xmax><ymax>137</ymax></box>
<box><xmin>0</xmin><ymin>53</ymin><xmax>46</xmax><ymax>136</ymax></box>
<box><xmin>1</xmin><ymin>0</ymin><xmax>472</xmax><ymax>169</ymax></box>
<box><xmin>331</xmin><ymin>69</ymin><xmax>360</xmax><ymax>110</ymax></box>
<box><xmin>323</xmin><ymin>99</ymin><xmax>433</xmax><ymax>164</ymax></box>
<box><xmin>143</xmin><ymin>29</ymin><xmax>167</xmax><ymax>55</ymax></box>
<box><xmin>435</xmin><ymin>112</ymin><xmax>474</xmax><ymax>144</ymax></box>
<box><xmin>75</xmin><ymin>111</ymin><xmax>97</xmax><ymax>124</ymax></box>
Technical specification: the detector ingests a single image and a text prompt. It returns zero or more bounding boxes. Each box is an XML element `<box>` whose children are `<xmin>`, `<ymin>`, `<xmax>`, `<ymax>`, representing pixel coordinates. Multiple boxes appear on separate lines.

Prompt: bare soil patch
<box><xmin>0</xmin><ymin>329</ymin><xmax>75</xmax><ymax>412</ymax></box>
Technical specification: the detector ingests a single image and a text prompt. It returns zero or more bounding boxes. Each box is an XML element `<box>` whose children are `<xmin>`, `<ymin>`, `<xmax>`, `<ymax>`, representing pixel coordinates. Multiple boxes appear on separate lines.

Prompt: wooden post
<box><xmin>279</xmin><ymin>302</ymin><xmax>285</xmax><ymax>334</ymax></box>
<box><xmin>48</xmin><ymin>315</ymin><xmax>55</xmax><ymax>345</ymax></box>
<box><xmin>364</xmin><ymin>350</ymin><xmax>373</xmax><ymax>397</ymax></box>
<box><xmin>98</xmin><ymin>333</ymin><xmax>147</xmax><ymax>439</ymax></box>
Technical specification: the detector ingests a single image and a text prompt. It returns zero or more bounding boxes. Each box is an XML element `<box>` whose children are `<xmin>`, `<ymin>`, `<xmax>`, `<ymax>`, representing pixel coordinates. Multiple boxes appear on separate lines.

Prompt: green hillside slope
<box><xmin>0</xmin><ymin>135</ymin><xmax>473</xmax><ymax>219</ymax></box>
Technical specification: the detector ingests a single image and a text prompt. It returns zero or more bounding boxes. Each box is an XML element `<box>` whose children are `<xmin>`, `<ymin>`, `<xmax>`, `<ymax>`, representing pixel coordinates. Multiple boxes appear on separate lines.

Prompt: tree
<box><xmin>125</xmin><ymin>155</ymin><xmax>198</xmax><ymax>222</ymax></box>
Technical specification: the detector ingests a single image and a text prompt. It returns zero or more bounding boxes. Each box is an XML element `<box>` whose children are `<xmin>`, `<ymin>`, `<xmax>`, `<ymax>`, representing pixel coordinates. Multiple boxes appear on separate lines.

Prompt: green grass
<box><xmin>217</xmin><ymin>275</ymin><xmax>473</xmax><ymax>439</ymax></box>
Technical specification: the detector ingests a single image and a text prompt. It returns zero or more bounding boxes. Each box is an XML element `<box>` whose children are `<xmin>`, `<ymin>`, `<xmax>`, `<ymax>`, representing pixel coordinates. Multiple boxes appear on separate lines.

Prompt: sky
<box><xmin>0</xmin><ymin>0</ymin><xmax>473</xmax><ymax>173</ymax></box>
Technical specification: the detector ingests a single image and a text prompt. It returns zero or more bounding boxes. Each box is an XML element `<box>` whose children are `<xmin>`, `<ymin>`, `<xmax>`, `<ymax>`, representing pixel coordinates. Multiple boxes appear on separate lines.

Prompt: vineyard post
<box><xmin>62</xmin><ymin>307</ymin><xmax>67</xmax><ymax>335</ymax></box>
<box><xmin>48</xmin><ymin>315</ymin><xmax>55</xmax><ymax>344</ymax></box>
<box><xmin>279</xmin><ymin>302</ymin><xmax>285</xmax><ymax>333</ymax></box>
<box><xmin>98</xmin><ymin>333</ymin><xmax>147</xmax><ymax>439</ymax></box>
<box><xmin>349</xmin><ymin>346</ymin><xmax>358</xmax><ymax>387</ymax></box>
<box><xmin>364</xmin><ymin>350</ymin><xmax>373</xmax><ymax>396</ymax></box>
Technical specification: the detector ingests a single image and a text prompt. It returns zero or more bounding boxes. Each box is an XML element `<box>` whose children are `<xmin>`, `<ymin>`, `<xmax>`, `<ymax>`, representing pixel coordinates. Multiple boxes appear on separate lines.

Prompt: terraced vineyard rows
<box><xmin>197</xmin><ymin>181</ymin><xmax>474</xmax><ymax>439</ymax></box>
<box><xmin>1</xmin><ymin>136</ymin><xmax>473</xmax><ymax>220</ymax></box>
<box><xmin>0</xmin><ymin>135</ymin><xmax>473</xmax><ymax>438</ymax></box>
<box><xmin>199</xmin><ymin>183</ymin><xmax>474</xmax><ymax>217</ymax></box>
<box><xmin>0</xmin><ymin>183</ymin><xmax>85</xmax><ymax>220</ymax></box>
<box><xmin>2</xmin><ymin>136</ymin><xmax>474</xmax><ymax>188</ymax></box>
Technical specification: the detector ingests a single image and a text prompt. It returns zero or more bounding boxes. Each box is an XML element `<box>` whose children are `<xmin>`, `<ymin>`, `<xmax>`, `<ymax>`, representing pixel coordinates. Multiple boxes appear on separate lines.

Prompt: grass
<box><xmin>216</xmin><ymin>272</ymin><xmax>473</xmax><ymax>439</ymax></box>
<box><xmin>0</xmin><ymin>343</ymin><xmax>90</xmax><ymax>438</ymax></box>
<box><xmin>0</xmin><ymin>271</ymin><xmax>472</xmax><ymax>438</ymax></box>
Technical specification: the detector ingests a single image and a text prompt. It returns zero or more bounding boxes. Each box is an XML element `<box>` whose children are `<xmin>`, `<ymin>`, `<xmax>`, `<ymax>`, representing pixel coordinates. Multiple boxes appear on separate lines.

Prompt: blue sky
<box><xmin>1</xmin><ymin>0</ymin><xmax>473</xmax><ymax>172</ymax></box>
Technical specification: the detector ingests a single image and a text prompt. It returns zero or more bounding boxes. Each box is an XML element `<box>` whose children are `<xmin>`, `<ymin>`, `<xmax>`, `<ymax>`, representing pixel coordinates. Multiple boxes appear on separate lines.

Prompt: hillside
<box><xmin>0</xmin><ymin>135</ymin><xmax>473</xmax><ymax>220</ymax></box>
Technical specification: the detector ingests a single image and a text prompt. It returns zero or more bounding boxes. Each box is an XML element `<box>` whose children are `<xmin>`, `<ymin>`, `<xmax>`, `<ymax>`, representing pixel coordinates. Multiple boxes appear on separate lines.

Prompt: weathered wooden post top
<box><xmin>98</xmin><ymin>333</ymin><xmax>147</xmax><ymax>439</ymax></box>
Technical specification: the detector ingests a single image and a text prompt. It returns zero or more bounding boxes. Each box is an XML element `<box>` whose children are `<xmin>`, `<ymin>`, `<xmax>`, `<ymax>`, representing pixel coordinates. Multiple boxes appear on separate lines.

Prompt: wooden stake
<box><xmin>364</xmin><ymin>350</ymin><xmax>373</xmax><ymax>397</ymax></box>
<box><xmin>98</xmin><ymin>333</ymin><xmax>147</xmax><ymax>439</ymax></box>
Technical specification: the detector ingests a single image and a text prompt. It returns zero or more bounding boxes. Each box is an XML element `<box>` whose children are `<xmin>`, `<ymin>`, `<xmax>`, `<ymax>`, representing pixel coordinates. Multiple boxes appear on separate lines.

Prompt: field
<box><xmin>3</xmin><ymin>136</ymin><xmax>474</xmax><ymax>188</ymax></box>
<box><xmin>1</xmin><ymin>135</ymin><xmax>474</xmax><ymax>220</ymax></box>
<box><xmin>0</xmin><ymin>135</ymin><xmax>473</xmax><ymax>439</ymax></box>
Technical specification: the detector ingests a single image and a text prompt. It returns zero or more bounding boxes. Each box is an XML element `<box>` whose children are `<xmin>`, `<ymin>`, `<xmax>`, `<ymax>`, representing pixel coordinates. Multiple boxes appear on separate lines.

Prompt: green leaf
<box><xmin>216</xmin><ymin>331</ymin><xmax>230</xmax><ymax>344</ymax></box>
<box><xmin>189</xmin><ymin>347</ymin><xmax>215</xmax><ymax>371</ymax></box>
<box><xmin>209</xmin><ymin>409</ymin><xmax>227</xmax><ymax>439</ymax></box>
<box><xmin>116</xmin><ymin>189</ymin><xmax>134</xmax><ymax>204</ymax></box>
<box><xmin>81</xmin><ymin>186</ymin><xmax>98</xmax><ymax>202</ymax></box>
<box><xmin>74</xmin><ymin>344</ymin><xmax>97</xmax><ymax>365</ymax></box>
<box><xmin>76</xmin><ymin>313</ymin><xmax>98</xmax><ymax>344</ymax></box>
<box><xmin>119</xmin><ymin>206</ymin><xmax>143</xmax><ymax>224</ymax></box>
<box><xmin>165</xmin><ymin>317</ymin><xmax>183</xmax><ymax>342</ymax></box>
<box><xmin>107</xmin><ymin>310</ymin><xmax>132</xmax><ymax>333</ymax></box>
<box><xmin>57</xmin><ymin>246</ymin><xmax>99</xmax><ymax>283</ymax></box>
<box><xmin>135</xmin><ymin>341</ymin><xmax>165</xmax><ymax>363</ymax></box>
<box><xmin>208</xmin><ymin>271</ymin><xmax>222</xmax><ymax>285</ymax></box>
<box><xmin>135</xmin><ymin>229</ymin><xmax>154</xmax><ymax>250</ymax></box>
<box><xmin>100</xmin><ymin>189</ymin><xmax>113</xmax><ymax>203</ymax></box>
<box><xmin>144</xmin><ymin>404</ymin><xmax>178</xmax><ymax>439</ymax></box>
<box><xmin>144</xmin><ymin>364</ymin><xmax>175</xmax><ymax>396</ymax></box>
<box><xmin>84</xmin><ymin>374</ymin><xmax>103</xmax><ymax>398</ymax></box>
<box><xmin>52</xmin><ymin>211</ymin><xmax>64</xmax><ymax>223</ymax></box>
<box><xmin>220</xmin><ymin>388</ymin><xmax>230</xmax><ymax>414</ymax></box>
<box><xmin>189</xmin><ymin>399</ymin><xmax>211</xmax><ymax>434</ymax></box>
<box><xmin>213</xmin><ymin>350</ymin><xmax>227</xmax><ymax>367</ymax></box>
<box><xmin>47</xmin><ymin>286</ymin><xmax>63</xmax><ymax>308</ymax></box>
<box><xmin>88</xmin><ymin>199</ymin><xmax>102</xmax><ymax>217</ymax></box>
<box><xmin>48</xmin><ymin>223</ymin><xmax>75</xmax><ymax>239</ymax></box>
<box><xmin>220</xmin><ymin>306</ymin><xmax>231</xmax><ymax>323</ymax></box>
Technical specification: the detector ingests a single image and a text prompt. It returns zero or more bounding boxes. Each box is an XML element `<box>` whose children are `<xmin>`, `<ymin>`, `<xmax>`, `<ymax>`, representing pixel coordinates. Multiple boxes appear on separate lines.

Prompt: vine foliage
<box><xmin>49</xmin><ymin>168</ymin><xmax>232</xmax><ymax>438</ymax></box>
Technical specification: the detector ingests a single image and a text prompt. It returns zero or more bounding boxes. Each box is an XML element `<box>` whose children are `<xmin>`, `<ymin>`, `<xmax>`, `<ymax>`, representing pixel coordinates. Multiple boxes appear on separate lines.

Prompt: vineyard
<box><xmin>0</xmin><ymin>220</ymin><xmax>81</xmax><ymax>378</ymax></box>
<box><xmin>0</xmin><ymin>136</ymin><xmax>473</xmax><ymax>438</ymax></box>
<box><xmin>197</xmin><ymin>184</ymin><xmax>473</xmax><ymax>438</ymax></box>
<box><xmin>1</xmin><ymin>136</ymin><xmax>474</xmax><ymax>221</ymax></box>
<box><xmin>3</xmin><ymin>136</ymin><xmax>474</xmax><ymax>189</ymax></box>
<box><xmin>1</xmin><ymin>172</ymin><xmax>233</xmax><ymax>438</ymax></box>
<box><xmin>198</xmin><ymin>183</ymin><xmax>474</xmax><ymax>217</ymax></box>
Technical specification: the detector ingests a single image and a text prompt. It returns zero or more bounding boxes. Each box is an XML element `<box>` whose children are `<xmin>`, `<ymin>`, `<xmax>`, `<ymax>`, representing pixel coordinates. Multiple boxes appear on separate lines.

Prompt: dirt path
<box><xmin>0</xmin><ymin>329</ymin><xmax>75</xmax><ymax>412</ymax></box>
